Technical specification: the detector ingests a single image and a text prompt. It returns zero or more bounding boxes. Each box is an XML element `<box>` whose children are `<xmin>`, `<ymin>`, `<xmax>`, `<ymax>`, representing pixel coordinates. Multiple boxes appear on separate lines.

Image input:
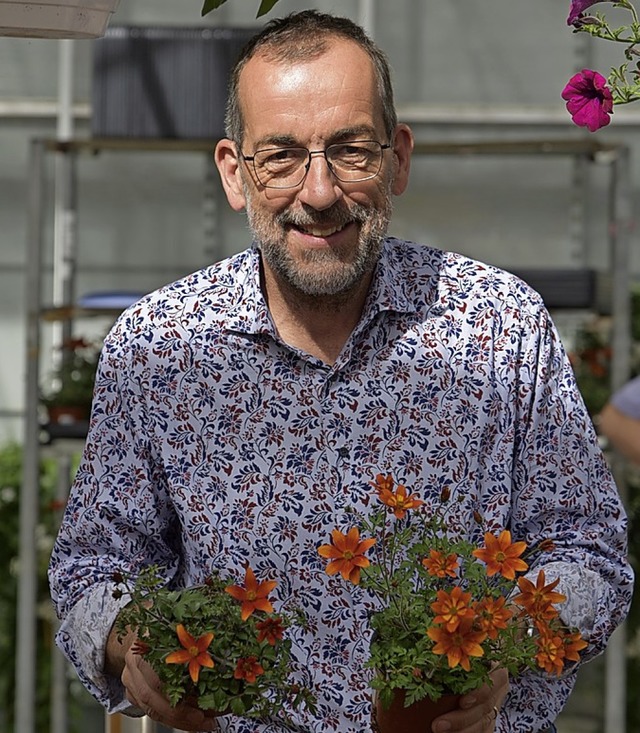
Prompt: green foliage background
<box><xmin>0</xmin><ymin>443</ymin><xmax>58</xmax><ymax>731</ymax></box>
<box><xmin>0</xmin><ymin>443</ymin><xmax>93</xmax><ymax>733</ymax></box>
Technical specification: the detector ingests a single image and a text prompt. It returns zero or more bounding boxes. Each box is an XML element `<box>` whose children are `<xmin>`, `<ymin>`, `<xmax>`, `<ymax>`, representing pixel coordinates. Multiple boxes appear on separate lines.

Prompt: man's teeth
<box><xmin>300</xmin><ymin>222</ymin><xmax>346</xmax><ymax>237</ymax></box>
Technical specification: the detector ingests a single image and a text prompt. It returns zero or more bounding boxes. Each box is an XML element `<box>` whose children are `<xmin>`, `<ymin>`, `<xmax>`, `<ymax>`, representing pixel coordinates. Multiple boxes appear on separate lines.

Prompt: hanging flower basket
<box><xmin>0</xmin><ymin>0</ymin><xmax>120</xmax><ymax>39</ymax></box>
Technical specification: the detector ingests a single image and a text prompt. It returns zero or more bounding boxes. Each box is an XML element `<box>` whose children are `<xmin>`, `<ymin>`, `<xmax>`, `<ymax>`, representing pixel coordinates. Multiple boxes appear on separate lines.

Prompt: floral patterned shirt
<box><xmin>49</xmin><ymin>239</ymin><xmax>633</xmax><ymax>733</ymax></box>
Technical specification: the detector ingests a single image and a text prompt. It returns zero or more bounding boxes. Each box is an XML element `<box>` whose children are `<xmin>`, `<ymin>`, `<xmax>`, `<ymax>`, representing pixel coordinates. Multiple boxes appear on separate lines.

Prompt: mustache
<box><xmin>276</xmin><ymin>202</ymin><xmax>369</xmax><ymax>229</ymax></box>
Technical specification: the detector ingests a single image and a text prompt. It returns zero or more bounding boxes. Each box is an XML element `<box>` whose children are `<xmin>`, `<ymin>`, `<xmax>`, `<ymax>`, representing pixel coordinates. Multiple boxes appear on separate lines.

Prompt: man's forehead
<box><xmin>237</xmin><ymin>41</ymin><xmax>381</xmax><ymax>136</ymax></box>
<box><xmin>239</xmin><ymin>38</ymin><xmax>375</xmax><ymax>92</ymax></box>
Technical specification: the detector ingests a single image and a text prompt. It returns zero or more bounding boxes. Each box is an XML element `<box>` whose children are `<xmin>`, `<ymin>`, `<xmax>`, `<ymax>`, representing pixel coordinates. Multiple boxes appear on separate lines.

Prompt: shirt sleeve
<box><xmin>511</xmin><ymin>300</ymin><xmax>633</xmax><ymax>659</ymax></box>
<box><xmin>48</xmin><ymin>318</ymin><xmax>180</xmax><ymax>709</ymax></box>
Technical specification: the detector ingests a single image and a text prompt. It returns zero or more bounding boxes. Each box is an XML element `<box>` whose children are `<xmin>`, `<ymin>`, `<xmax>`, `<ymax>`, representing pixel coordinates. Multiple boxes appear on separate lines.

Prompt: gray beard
<box><xmin>244</xmin><ymin>188</ymin><xmax>393</xmax><ymax>306</ymax></box>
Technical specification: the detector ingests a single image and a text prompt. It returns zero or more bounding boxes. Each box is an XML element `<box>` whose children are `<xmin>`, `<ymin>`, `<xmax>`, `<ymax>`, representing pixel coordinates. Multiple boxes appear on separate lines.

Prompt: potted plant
<box><xmin>111</xmin><ymin>565</ymin><xmax>316</xmax><ymax>723</ymax></box>
<box><xmin>317</xmin><ymin>474</ymin><xmax>587</xmax><ymax>732</ymax></box>
<box><xmin>41</xmin><ymin>337</ymin><xmax>100</xmax><ymax>425</ymax></box>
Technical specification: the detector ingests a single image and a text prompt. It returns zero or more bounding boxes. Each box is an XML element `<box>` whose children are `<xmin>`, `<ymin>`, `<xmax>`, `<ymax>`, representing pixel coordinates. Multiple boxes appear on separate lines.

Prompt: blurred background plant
<box><xmin>0</xmin><ymin>442</ymin><xmax>92</xmax><ymax>732</ymax></box>
<box><xmin>40</xmin><ymin>337</ymin><xmax>101</xmax><ymax>425</ymax></box>
<box><xmin>569</xmin><ymin>286</ymin><xmax>640</xmax><ymax>416</ymax></box>
<box><xmin>568</xmin><ymin>283</ymin><xmax>640</xmax><ymax>730</ymax></box>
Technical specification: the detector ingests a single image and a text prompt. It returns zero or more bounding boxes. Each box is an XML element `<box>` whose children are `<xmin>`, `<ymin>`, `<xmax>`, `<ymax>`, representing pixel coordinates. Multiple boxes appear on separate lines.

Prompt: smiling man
<box><xmin>49</xmin><ymin>10</ymin><xmax>632</xmax><ymax>733</ymax></box>
<box><xmin>214</xmin><ymin>22</ymin><xmax>413</xmax><ymax>365</ymax></box>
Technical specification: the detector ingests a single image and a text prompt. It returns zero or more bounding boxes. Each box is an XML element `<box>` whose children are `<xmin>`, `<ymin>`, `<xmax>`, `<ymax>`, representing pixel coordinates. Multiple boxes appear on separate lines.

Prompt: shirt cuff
<box><xmin>54</xmin><ymin>582</ymin><xmax>133</xmax><ymax>713</ymax></box>
<box><xmin>528</xmin><ymin>561</ymin><xmax>601</xmax><ymax>636</ymax></box>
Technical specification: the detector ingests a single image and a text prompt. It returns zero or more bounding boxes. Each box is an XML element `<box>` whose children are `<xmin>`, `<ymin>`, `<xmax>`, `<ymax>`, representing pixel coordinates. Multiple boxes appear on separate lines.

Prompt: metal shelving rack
<box><xmin>17</xmin><ymin>135</ymin><xmax>633</xmax><ymax>733</ymax></box>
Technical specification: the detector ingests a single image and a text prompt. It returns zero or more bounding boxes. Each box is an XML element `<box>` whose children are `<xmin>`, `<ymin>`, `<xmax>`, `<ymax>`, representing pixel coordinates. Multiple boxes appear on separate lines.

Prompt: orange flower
<box><xmin>370</xmin><ymin>473</ymin><xmax>395</xmax><ymax>494</ymax></box>
<box><xmin>513</xmin><ymin>570</ymin><xmax>566</xmax><ymax>621</ymax></box>
<box><xmin>430</xmin><ymin>586</ymin><xmax>475</xmax><ymax>632</ymax></box>
<box><xmin>373</xmin><ymin>479</ymin><xmax>424</xmax><ymax>519</ymax></box>
<box><xmin>233</xmin><ymin>655</ymin><xmax>265</xmax><ymax>684</ymax></box>
<box><xmin>538</xmin><ymin>538</ymin><xmax>556</xmax><ymax>553</ymax></box>
<box><xmin>422</xmin><ymin>549</ymin><xmax>459</xmax><ymax>579</ymax></box>
<box><xmin>427</xmin><ymin>616</ymin><xmax>487</xmax><ymax>671</ymax></box>
<box><xmin>256</xmin><ymin>616</ymin><xmax>285</xmax><ymax>646</ymax></box>
<box><xmin>225</xmin><ymin>566</ymin><xmax>277</xmax><ymax>621</ymax></box>
<box><xmin>318</xmin><ymin>527</ymin><xmax>376</xmax><ymax>585</ymax></box>
<box><xmin>472</xmin><ymin>530</ymin><xmax>528</xmax><ymax>579</ymax></box>
<box><xmin>474</xmin><ymin>595</ymin><xmax>513</xmax><ymax>640</ymax></box>
<box><xmin>165</xmin><ymin>624</ymin><xmax>214</xmax><ymax>684</ymax></box>
<box><xmin>534</xmin><ymin>629</ymin><xmax>567</xmax><ymax>676</ymax></box>
<box><xmin>562</xmin><ymin>630</ymin><xmax>588</xmax><ymax>662</ymax></box>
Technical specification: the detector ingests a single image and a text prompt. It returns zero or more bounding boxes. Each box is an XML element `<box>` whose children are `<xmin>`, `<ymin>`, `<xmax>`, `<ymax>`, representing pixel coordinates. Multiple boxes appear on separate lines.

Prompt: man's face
<box><xmin>236</xmin><ymin>40</ymin><xmax>397</xmax><ymax>300</ymax></box>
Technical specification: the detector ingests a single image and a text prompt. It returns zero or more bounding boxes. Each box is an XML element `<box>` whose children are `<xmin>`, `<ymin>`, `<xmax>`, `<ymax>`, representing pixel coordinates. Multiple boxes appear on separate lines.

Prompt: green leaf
<box><xmin>201</xmin><ymin>0</ymin><xmax>227</xmax><ymax>17</ymax></box>
<box><xmin>202</xmin><ymin>0</ymin><xmax>281</xmax><ymax>18</ymax></box>
<box><xmin>257</xmin><ymin>0</ymin><xmax>280</xmax><ymax>17</ymax></box>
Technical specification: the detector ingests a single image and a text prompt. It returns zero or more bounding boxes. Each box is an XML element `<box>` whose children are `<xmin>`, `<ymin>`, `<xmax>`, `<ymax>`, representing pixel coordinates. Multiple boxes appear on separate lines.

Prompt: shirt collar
<box><xmin>223</xmin><ymin>238</ymin><xmax>440</xmax><ymax>336</ymax></box>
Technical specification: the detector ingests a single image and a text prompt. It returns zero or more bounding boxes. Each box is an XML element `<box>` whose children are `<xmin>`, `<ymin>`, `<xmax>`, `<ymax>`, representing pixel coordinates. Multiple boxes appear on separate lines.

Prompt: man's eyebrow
<box><xmin>328</xmin><ymin>125</ymin><xmax>379</xmax><ymax>142</ymax></box>
<box><xmin>252</xmin><ymin>134</ymin><xmax>299</xmax><ymax>150</ymax></box>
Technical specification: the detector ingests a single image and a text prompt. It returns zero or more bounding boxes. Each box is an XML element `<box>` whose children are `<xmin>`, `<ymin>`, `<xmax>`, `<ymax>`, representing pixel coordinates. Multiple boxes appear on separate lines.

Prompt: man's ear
<box><xmin>214</xmin><ymin>138</ymin><xmax>247</xmax><ymax>211</ymax></box>
<box><xmin>390</xmin><ymin>123</ymin><xmax>414</xmax><ymax>196</ymax></box>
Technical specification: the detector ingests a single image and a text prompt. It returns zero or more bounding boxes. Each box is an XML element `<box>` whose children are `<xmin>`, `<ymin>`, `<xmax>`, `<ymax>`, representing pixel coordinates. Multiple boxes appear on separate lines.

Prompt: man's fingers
<box><xmin>122</xmin><ymin>653</ymin><xmax>219</xmax><ymax>731</ymax></box>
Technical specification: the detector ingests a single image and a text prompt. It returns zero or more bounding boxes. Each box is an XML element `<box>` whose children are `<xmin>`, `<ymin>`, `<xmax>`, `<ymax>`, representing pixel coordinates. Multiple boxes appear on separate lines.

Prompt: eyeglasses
<box><xmin>242</xmin><ymin>140</ymin><xmax>391</xmax><ymax>189</ymax></box>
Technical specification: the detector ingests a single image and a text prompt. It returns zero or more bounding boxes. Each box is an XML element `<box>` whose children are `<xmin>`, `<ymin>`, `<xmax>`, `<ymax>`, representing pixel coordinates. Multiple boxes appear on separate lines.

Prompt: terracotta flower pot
<box><xmin>374</xmin><ymin>690</ymin><xmax>460</xmax><ymax>733</ymax></box>
<box><xmin>47</xmin><ymin>404</ymin><xmax>89</xmax><ymax>425</ymax></box>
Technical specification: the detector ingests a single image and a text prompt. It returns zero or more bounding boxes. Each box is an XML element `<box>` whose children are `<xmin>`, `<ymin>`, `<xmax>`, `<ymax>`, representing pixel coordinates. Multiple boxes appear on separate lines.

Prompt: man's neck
<box><xmin>262</xmin><ymin>268</ymin><xmax>373</xmax><ymax>365</ymax></box>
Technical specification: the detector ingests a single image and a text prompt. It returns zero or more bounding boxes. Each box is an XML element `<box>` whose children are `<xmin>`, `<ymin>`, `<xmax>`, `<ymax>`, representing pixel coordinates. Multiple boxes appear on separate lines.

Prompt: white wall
<box><xmin>1</xmin><ymin>0</ymin><xmax>639</xmax><ymax>443</ymax></box>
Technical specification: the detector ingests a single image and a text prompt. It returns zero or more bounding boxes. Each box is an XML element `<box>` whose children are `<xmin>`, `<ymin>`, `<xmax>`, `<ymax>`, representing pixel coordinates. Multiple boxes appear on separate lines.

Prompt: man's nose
<box><xmin>297</xmin><ymin>152</ymin><xmax>343</xmax><ymax>210</ymax></box>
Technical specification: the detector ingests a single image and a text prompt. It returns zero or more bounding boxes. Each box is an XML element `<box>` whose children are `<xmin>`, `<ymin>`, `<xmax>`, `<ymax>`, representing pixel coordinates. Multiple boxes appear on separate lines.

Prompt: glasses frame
<box><xmin>241</xmin><ymin>140</ymin><xmax>391</xmax><ymax>189</ymax></box>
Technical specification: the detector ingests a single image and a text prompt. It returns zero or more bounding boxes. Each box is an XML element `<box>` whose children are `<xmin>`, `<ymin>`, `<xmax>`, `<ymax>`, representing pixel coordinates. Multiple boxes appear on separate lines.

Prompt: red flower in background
<box><xmin>234</xmin><ymin>656</ymin><xmax>265</xmax><ymax>684</ymax></box>
<box><xmin>561</xmin><ymin>69</ymin><xmax>613</xmax><ymax>131</ymax></box>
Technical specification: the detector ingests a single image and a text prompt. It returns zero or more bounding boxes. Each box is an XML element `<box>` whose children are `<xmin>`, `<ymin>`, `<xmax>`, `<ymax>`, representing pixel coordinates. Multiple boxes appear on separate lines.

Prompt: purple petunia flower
<box><xmin>561</xmin><ymin>69</ymin><xmax>614</xmax><ymax>131</ymax></box>
<box><xmin>567</xmin><ymin>0</ymin><xmax>605</xmax><ymax>24</ymax></box>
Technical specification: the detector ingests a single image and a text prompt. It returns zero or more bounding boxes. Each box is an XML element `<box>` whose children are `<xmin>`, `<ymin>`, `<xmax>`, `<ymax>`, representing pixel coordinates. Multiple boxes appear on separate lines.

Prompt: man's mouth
<box><xmin>297</xmin><ymin>222</ymin><xmax>349</xmax><ymax>237</ymax></box>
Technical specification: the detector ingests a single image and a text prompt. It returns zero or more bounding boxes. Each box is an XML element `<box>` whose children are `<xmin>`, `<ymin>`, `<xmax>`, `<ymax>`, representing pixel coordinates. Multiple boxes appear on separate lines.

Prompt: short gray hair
<box><xmin>224</xmin><ymin>10</ymin><xmax>398</xmax><ymax>148</ymax></box>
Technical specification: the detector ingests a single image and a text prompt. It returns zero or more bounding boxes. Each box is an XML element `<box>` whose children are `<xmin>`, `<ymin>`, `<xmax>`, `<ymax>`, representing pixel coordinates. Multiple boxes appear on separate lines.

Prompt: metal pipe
<box><xmin>4</xmin><ymin>98</ymin><xmax>640</xmax><ymax>128</ymax></box>
<box><xmin>358</xmin><ymin>0</ymin><xmax>375</xmax><ymax>37</ymax></box>
<box><xmin>603</xmin><ymin>145</ymin><xmax>632</xmax><ymax>733</ymax></box>
<box><xmin>0</xmin><ymin>99</ymin><xmax>90</xmax><ymax>118</ymax></box>
<box><xmin>50</xmin><ymin>451</ymin><xmax>72</xmax><ymax>733</ymax></box>
<box><xmin>52</xmin><ymin>40</ymin><xmax>77</xmax><ymax>359</ymax></box>
<box><xmin>15</xmin><ymin>137</ymin><xmax>46</xmax><ymax>733</ymax></box>
<box><xmin>56</xmin><ymin>40</ymin><xmax>74</xmax><ymax>141</ymax></box>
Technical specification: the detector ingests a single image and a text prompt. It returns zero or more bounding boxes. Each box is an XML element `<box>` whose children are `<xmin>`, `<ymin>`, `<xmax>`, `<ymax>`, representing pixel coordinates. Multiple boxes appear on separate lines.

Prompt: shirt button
<box><xmin>337</xmin><ymin>446</ymin><xmax>350</xmax><ymax>459</ymax></box>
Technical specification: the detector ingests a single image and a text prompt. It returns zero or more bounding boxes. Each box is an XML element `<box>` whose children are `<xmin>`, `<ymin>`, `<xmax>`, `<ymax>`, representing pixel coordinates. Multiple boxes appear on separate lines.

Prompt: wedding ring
<box><xmin>492</xmin><ymin>705</ymin><xmax>499</xmax><ymax>720</ymax></box>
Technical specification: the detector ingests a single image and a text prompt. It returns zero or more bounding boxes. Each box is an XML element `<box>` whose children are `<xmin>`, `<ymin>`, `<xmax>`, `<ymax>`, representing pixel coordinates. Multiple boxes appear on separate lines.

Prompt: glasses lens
<box><xmin>327</xmin><ymin>141</ymin><xmax>383</xmax><ymax>182</ymax></box>
<box><xmin>253</xmin><ymin>148</ymin><xmax>308</xmax><ymax>188</ymax></box>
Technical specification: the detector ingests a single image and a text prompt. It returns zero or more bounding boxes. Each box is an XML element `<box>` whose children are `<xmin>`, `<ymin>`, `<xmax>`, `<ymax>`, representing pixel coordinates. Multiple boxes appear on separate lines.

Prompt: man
<box><xmin>49</xmin><ymin>10</ymin><xmax>633</xmax><ymax>733</ymax></box>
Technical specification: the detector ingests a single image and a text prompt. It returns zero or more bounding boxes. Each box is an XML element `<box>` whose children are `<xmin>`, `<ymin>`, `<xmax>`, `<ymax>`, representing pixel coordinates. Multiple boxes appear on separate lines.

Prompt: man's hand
<box><xmin>431</xmin><ymin>668</ymin><xmax>509</xmax><ymax>733</ymax></box>
<box><xmin>106</xmin><ymin>623</ymin><xmax>220</xmax><ymax>731</ymax></box>
<box><xmin>121</xmin><ymin>647</ymin><xmax>220</xmax><ymax>731</ymax></box>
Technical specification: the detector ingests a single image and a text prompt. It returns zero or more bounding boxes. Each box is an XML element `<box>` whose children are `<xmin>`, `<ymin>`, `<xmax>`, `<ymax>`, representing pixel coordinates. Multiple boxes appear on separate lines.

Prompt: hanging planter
<box><xmin>0</xmin><ymin>0</ymin><xmax>120</xmax><ymax>39</ymax></box>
